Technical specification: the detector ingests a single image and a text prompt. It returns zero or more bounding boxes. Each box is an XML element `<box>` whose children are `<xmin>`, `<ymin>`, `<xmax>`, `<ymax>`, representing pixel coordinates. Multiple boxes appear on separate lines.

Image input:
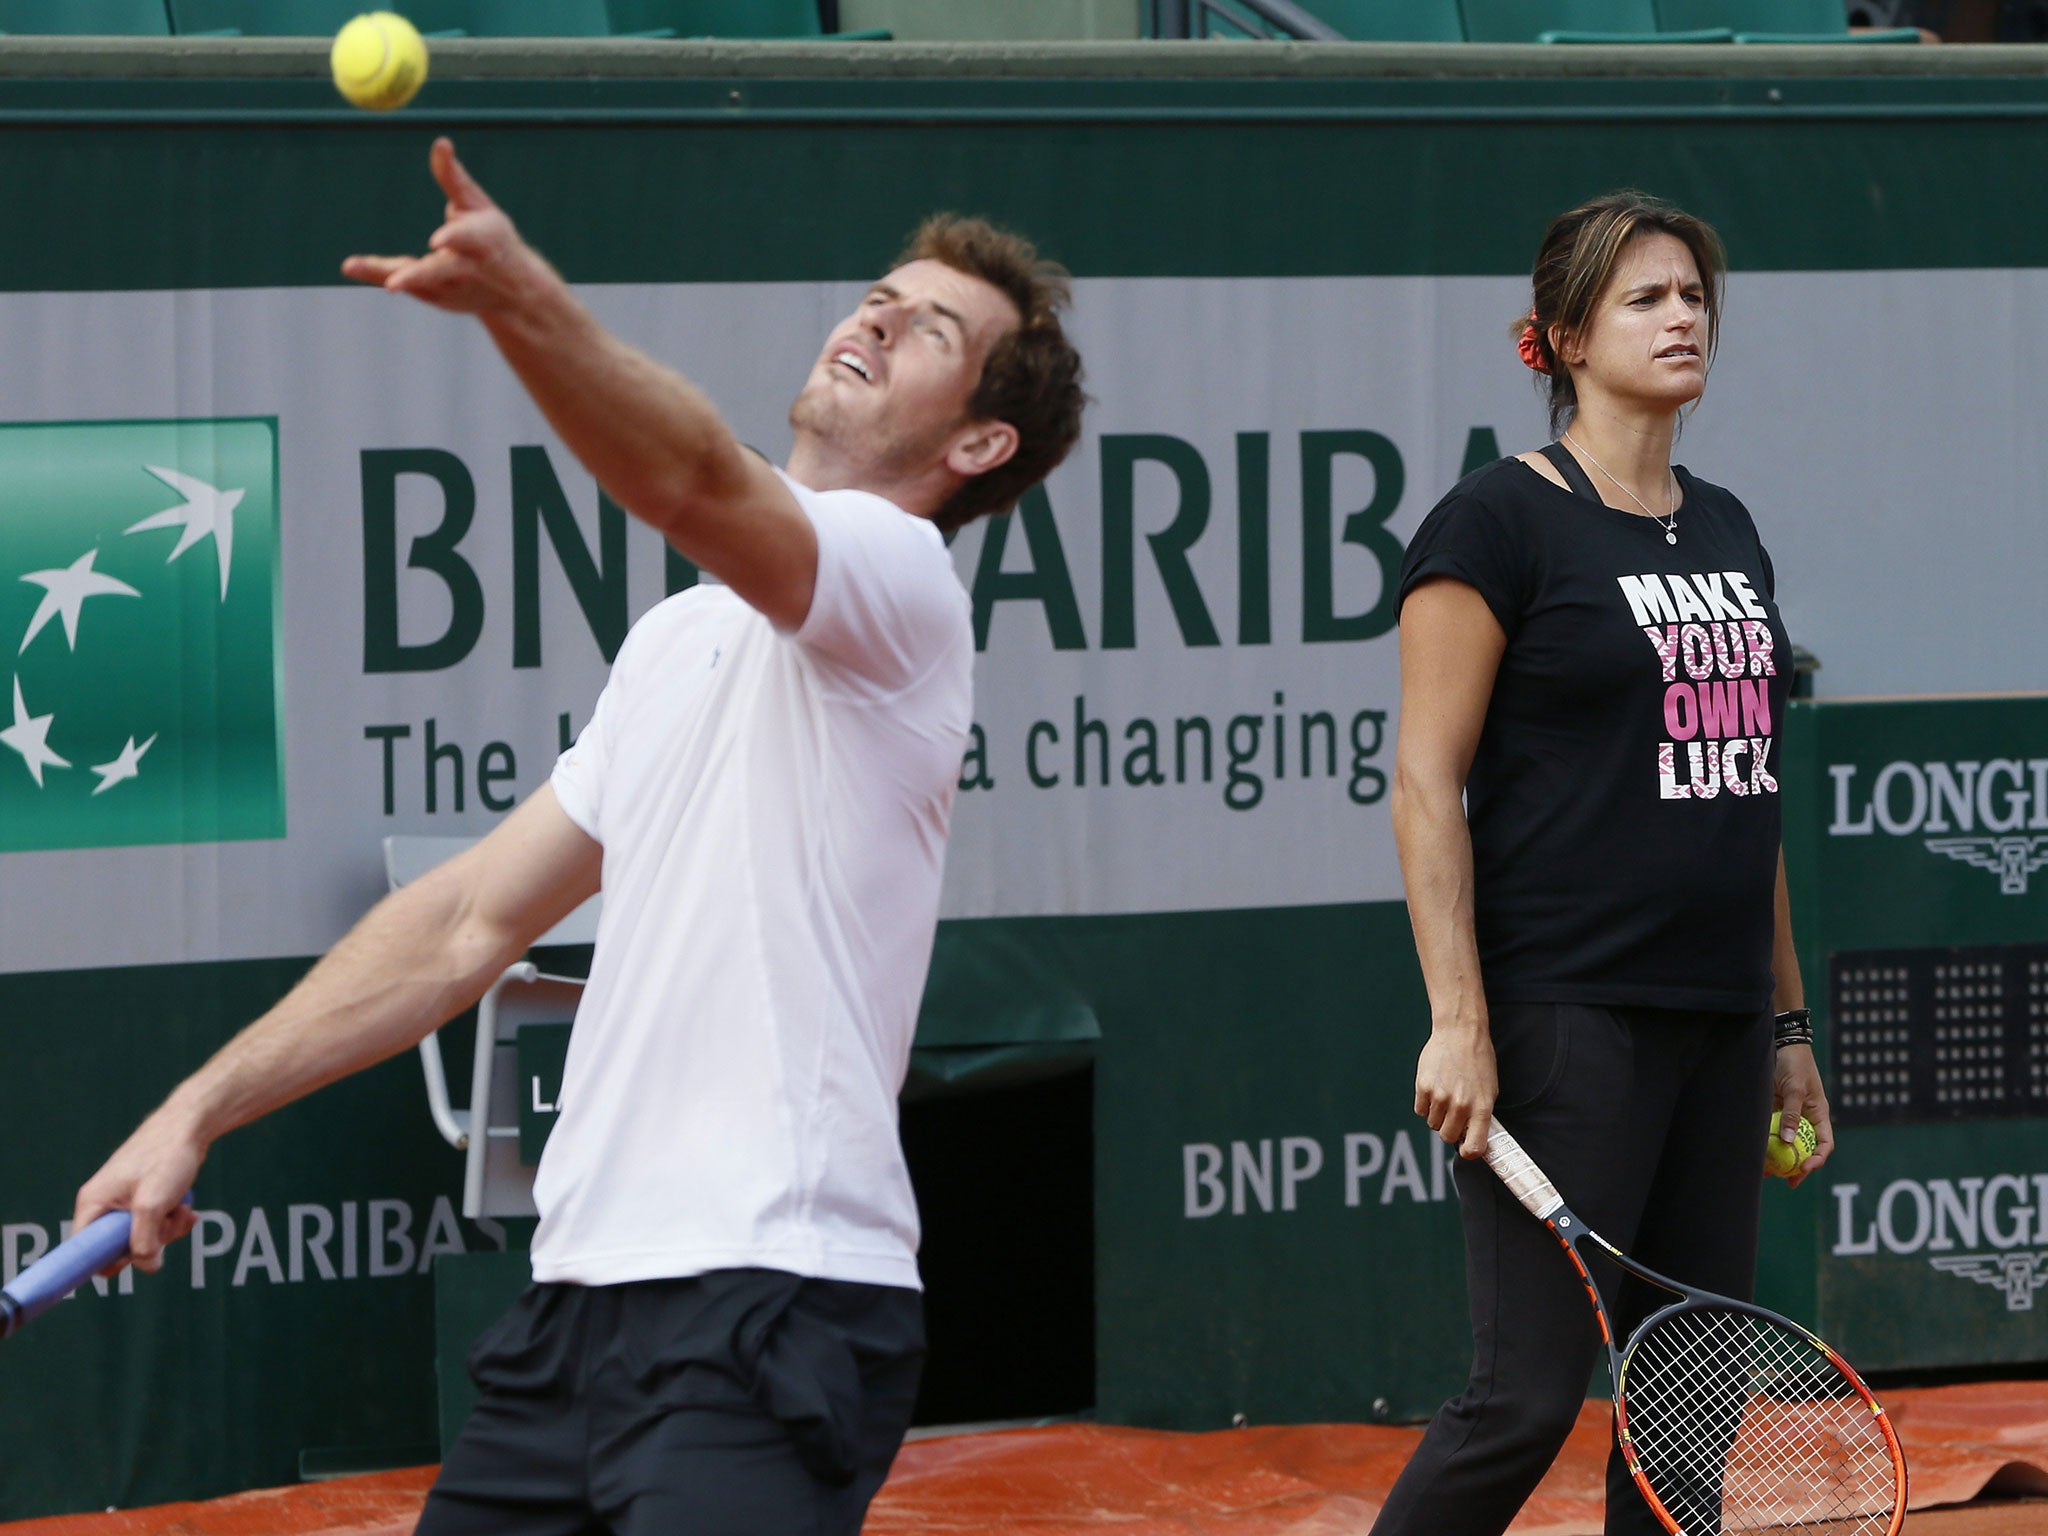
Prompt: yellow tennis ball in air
<box><xmin>331</xmin><ymin>12</ymin><xmax>427</xmax><ymax>112</ymax></box>
<box><xmin>1766</xmin><ymin>1111</ymin><xmax>1818</xmax><ymax>1178</ymax></box>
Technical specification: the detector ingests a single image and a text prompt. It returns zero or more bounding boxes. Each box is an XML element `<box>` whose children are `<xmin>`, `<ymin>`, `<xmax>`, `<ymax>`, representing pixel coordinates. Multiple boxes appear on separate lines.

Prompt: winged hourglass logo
<box><xmin>1922</xmin><ymin>837</ymin><xmax>2048</xmax><ymax>896</ymax></box>
<box><xmin>1929</xmin><ymin>1251</ymin><xmax>2048</xmax><ymax>1311</ymax></box>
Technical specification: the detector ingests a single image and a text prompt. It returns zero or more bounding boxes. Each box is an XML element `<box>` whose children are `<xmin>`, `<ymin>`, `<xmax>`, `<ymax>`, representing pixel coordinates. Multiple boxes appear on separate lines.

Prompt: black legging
<box><xmin>1370</xmin><ymin>1001</ymin><xmax>1775</xmax><ymax>1536</ymax></box>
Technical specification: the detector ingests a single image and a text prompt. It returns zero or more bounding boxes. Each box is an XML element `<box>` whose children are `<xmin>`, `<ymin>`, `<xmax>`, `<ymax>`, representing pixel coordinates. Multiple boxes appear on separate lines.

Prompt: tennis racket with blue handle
<box><xmin>2</xmin><ymin>1209</ymin><xmax>154</xmax><ymax>1339</ymax></box>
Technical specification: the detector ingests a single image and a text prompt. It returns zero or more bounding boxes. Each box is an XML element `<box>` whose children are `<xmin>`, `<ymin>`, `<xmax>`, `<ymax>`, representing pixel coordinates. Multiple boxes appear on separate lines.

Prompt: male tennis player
<box><xmin>74</xmin><ymin>136</ymin><xmax>1085</xmax><ymax>1536</ymax></box>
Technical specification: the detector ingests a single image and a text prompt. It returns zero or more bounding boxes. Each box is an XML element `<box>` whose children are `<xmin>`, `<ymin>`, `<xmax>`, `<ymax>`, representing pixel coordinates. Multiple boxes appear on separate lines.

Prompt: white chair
<box><xmin>382</xmin><ymin>836</ymin><xmax>600</xmax><ymax>1218</ymax></box>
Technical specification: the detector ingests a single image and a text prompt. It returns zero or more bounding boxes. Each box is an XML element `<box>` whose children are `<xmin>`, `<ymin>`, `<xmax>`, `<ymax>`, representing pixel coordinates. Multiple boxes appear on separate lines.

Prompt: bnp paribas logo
<box><xmin>0</xmin><ymin>418</ymin><xmax>283</xmax><ymax>853</ymax></box>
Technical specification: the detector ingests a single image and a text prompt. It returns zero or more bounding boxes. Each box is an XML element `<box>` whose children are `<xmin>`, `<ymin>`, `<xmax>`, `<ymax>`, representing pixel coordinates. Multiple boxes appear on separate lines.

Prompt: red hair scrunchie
<box><xmin>1517</xmin><ymin>323</ymin><xmax>1551</xmax><ymax>375</ymax></box>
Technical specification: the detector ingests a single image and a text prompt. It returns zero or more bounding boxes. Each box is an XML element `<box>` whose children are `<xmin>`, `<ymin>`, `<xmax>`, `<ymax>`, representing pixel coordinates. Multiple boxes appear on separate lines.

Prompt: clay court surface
<box><xmin>4</xmin><ymin>1380</ymin><xmax>2042</xmax><ymax>1536</ymax></box>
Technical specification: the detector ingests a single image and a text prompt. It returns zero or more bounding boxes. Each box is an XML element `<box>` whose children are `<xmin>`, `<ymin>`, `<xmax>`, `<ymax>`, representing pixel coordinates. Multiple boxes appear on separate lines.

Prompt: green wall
<box><xmin>5</xmin><ymin>65</ymin><xmax>2048</xmax><ymax>293</ymax></box>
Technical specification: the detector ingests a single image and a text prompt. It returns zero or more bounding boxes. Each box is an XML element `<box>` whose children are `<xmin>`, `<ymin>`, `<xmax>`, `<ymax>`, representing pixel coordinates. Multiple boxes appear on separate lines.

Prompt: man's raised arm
<box><xmin>341</xmin><ymin>137</ymin><xmax>817</xmax><ymax>629</ymax></box>
<box><xmin>73</xmin><ymin>785</ymin><xmax>601</xmax><ymax>1271</ymax></box>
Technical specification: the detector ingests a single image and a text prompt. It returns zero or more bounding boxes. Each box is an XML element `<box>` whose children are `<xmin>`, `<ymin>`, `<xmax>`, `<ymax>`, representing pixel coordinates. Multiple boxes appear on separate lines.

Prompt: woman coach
<box><xmin>1372</xmin><ymin>192</ymin><xmax>1836</xmax><ymax>1536</ymax></box>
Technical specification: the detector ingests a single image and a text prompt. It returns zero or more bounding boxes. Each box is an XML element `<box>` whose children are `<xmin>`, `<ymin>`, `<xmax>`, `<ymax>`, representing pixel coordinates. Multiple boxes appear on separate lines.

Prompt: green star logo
<box><xmin>0</xmin><ymin>418</ymin><xmax>284</xmax><ymax>852</ymax></box>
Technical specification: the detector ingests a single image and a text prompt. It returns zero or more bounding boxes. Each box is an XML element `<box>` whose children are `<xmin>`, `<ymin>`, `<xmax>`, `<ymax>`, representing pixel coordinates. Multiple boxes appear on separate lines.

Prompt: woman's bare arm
<box><xmin>1391</xmin><ymin>578</ymin><xmax>1507</xmax><ymax>1158</ymax></box>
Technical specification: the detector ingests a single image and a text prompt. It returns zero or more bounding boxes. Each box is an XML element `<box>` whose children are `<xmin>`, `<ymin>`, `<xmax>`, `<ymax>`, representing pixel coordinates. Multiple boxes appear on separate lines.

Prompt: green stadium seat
<box><xmin>1536</xmin><ymin>27</ymin><xmax>1725</xmax><ymax>38</ymax></box>
<box><xmin>0</xmin><ymin>0</ymin><xmax>169</xmax><ymax>32</ymax></box>
<box><xmin>1731</xmin><ymin>29</ymin><xmax>1919</xmax><ymax>39</ymax></box>
<box><xmin>605</xmin><ymin>0</ymin><xmax>889</xmax><ymax>38</ymax></box>
<box><xmin>1292</xmin><ymin>0</ymin><xmax>1464</xmax><ymax>40</ymax></box>
<box><xmin>1656</xmin><ymin>0</ymin><xmax>1920</xmax><ymax>40</ymax></box>
<box><xmin>1463</xmin><ymin>0</ymin><xmax>1726</xmax><ymax>41</ymax></box>
<box><xmin>167</xmin><ymin>0</ymin><xmax>375</xmax><ymax>33</ymax></box>
<box><xmin>172</xmin><ymin>0</ymin><xmax>621</xmax><ymax>35</ymax></box>
<box><xmin>410</xmin><ymin>0</ymin><xmax>611</xmax><ymax>35</ymax></box>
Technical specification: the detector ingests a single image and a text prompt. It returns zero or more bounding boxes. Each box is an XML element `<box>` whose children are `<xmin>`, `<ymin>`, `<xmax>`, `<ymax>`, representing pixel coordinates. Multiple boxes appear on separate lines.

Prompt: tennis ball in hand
<box><xmin>331</xmin><ymin>12</ymin><xmax>427</xmax><ymax>112</ymax></box>
<box><xmin>1766</xmin><ymin>1111</ymin><xmax>1818</xmax><ymax>1178</ymax></box>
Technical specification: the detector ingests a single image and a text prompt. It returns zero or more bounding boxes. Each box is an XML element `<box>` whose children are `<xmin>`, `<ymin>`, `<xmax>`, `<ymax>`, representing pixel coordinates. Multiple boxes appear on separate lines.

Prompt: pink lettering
<box><xmin>1749</xmin><ymin>736</ymin><xmax>1778</xmax><ymax>795</ymax></box>
<box><xmin>1688</xmin><ymin>741</ymin><xmax>1722</xmax><ymax>800</ymax></box>
<box><xmin>1642</xmin><ymin>624</ymin><xmax>1681</xmax><ymax>683</ymax></box>
<box><xmin>1710</xmin><ymin>622</ymin><xmax>1749</xmax><ymax>681</ymax></box>
<box><xmin>1658</xmin><ymin>741</ymin><xmax>1691</xmax><ymax>800</ymax></box>
<box><xmin>1740</xmin><ymin>620</ymin><xmax>1776</xmax><ymax>678</ymax></box>
<box><xmin>1739</xmin><ymin>679</ymin><xmax>1772</xmax><ymax>737</ymax></box>
<box><xmin>1698</xmin><ymin>681</ymin><xmax>1741</xmax><ymax>740</ymax></box>
<box><xmin>1664</xmin><ymin>684</ymin><xmax>1699</xmax><ymax>740</ymax></box>
<box><xmin>1721</xmin><ymin>738</ymin><xmax>1750</xmax><ymax>795</ymax></box>
<box><xmin>1657</xmin><ymin>736</ymin><xmax>1779</xmax><ymax>799</ymax></box>
<box><xmin>1679</xmin><ymin>624</ymin><xmax>1715</xmax><ymax>682</ymax></box>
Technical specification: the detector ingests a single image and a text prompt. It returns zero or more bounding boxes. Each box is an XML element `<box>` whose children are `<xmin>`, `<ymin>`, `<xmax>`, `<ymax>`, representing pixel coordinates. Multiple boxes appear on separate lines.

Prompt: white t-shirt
<box><xmin>534</xmin><ymin>474</ymin><xmax>972</xmax><ymax>1290</ymax></box>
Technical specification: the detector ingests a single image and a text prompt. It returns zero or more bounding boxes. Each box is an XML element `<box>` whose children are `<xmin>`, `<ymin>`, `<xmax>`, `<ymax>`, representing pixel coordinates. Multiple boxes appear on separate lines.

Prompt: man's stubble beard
<box><xmin>789</xmin><ymin>386</ymin><xmax>962</xmax><ymax>487</ymax></box>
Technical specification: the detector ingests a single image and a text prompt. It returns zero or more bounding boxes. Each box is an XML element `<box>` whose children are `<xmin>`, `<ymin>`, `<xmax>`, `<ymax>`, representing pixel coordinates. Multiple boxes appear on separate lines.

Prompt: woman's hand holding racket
<box><xmin>1414</xmin><ymin>1019</ymin><xmax>1498</xmax><ymax>1159</ymax></box>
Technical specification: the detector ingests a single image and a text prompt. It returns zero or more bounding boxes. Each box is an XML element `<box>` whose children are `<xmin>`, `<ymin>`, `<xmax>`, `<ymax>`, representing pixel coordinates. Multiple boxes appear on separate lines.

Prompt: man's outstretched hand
<box><xmin>73</xmin><ymin>1106</ymin><xmax>206</xmax><ymax>1276</ymax></box>
<box><xmin>342</xmin><ymin>137</ymin><xmax>552</xmax><ymax>316</ymax></box>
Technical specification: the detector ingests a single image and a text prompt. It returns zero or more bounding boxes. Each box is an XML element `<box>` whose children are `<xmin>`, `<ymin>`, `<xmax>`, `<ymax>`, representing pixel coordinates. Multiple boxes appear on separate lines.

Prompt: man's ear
<box><xmin>947</xmin><ymin>420</ymin><xmax>1019</xmax><ymax>479</ymax></box>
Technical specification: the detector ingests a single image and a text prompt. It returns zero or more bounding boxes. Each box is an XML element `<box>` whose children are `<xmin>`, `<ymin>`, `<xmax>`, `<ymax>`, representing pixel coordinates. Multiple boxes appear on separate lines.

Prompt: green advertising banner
<box><xmin>1768</xmin><ymin>696</ymin><xmax>2048</xmax><ymax>1368</ymax></box>
<box><xmin>1079</xmin><ymin>904</ymin><xmax>1460</xmax><ymax>1428</ymax></box>
<box><xmin>0</xmin><ymin>959</ymin><xmax>493</xmax><ymax>1518</ymax></box>
<box><xmin>0</xmin><ymin>419</ymin><xmax>284</xmax><ymax>852</ymax></box>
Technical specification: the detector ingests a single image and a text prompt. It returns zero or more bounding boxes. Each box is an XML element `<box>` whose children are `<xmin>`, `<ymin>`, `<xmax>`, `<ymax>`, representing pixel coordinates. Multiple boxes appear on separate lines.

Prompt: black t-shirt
<box><xmin>1398</xmin><ymin>455</ymin><xmax>1792</xmax><ymax>1012</ymax></box>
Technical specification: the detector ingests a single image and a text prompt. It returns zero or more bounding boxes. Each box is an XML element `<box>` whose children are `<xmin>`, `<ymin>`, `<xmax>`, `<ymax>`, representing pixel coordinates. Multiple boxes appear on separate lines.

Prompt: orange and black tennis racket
<box><xmin>1484</xmin><ymin>1120</ymin><xmax>1907</xmax><ymax>1535</ymax></box>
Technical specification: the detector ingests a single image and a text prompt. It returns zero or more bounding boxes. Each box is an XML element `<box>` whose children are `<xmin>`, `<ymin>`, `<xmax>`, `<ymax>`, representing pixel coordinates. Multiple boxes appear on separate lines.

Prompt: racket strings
<box><xmin>1620</xmin><ymin>1306</ymin><xmax>1899</xmax><ymax>1535</ymax></box>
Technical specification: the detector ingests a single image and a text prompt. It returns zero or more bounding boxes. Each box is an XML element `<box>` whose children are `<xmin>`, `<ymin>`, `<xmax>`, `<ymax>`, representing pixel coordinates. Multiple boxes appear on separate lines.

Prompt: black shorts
<box><xmin>416</xmin><ymin>1267</ymin><xmax>925</xmax><ymax>1536</ymax></box>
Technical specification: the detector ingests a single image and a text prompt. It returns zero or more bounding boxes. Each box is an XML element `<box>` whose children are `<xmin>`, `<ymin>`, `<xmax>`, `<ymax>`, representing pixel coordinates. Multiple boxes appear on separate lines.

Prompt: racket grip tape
<box><xmin>0</xmin><ymin>1210</ymin><xmax>135</xmax><ymax>1339</ymax></box>
<box><xmin>1482</xmin><ymin>1121</ymin><xmax>1567</xmax><ymax>1220</ymax></box>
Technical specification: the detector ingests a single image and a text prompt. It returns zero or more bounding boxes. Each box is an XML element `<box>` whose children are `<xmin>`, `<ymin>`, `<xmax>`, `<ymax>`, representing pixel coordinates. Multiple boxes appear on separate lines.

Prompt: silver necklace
<box><xmin>1562</xmin><ymin>431</ymin><xmax>1678</xmax><ymax>545</ymax></box>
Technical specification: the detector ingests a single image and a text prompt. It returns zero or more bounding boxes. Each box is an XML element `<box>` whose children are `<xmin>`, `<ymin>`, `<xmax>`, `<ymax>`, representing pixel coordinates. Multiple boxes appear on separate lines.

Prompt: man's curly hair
<box><xmin>896</xmin><ymin>215</ymin><xmax>1087</xmax><ymax>534</ymax></box>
